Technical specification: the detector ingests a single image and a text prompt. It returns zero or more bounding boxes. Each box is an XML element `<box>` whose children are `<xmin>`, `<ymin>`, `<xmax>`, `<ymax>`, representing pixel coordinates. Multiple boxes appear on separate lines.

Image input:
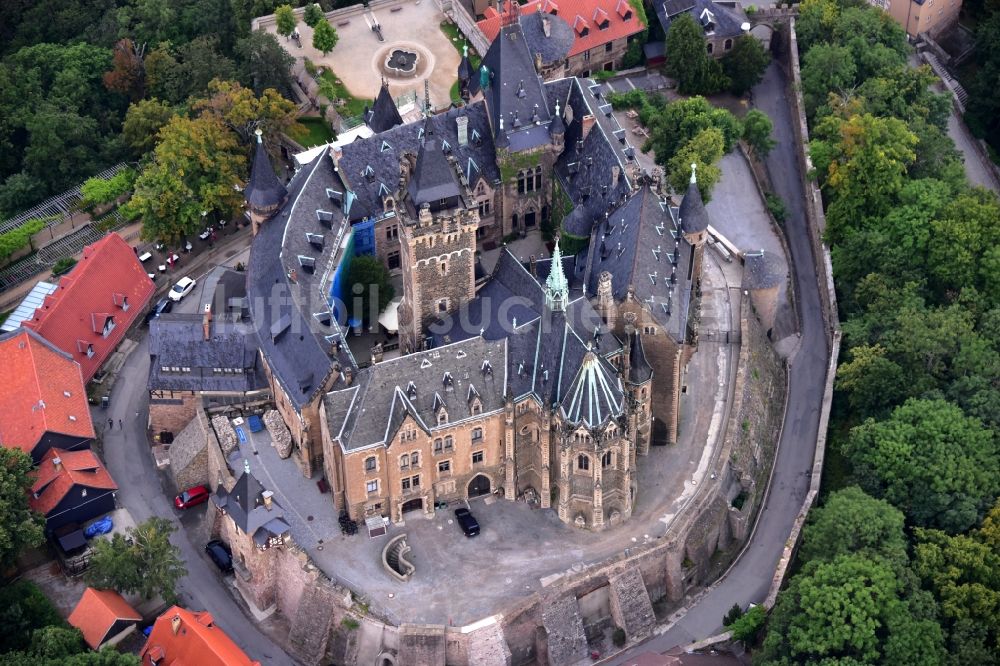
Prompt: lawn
<box><xmin>318</xmin><ymin>69</ymin><xmax>371</xmax><ymax>119</ymax></box>
<box><xmin>292</xmin><ymin>117</ymin><xmax>335</xmax><ymax>147</ymax></box>
<box><xmin>440</xmin><ymin>21</ymin><xmax>481</xmax><ymax>70</ymax></box>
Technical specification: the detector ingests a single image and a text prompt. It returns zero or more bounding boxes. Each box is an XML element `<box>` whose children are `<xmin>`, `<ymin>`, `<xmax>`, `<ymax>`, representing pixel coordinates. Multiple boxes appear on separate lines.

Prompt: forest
<box><xmin>747</xmin><ymin>0</ymin><xmax>1000</xmax><ymax>663</ymax></box>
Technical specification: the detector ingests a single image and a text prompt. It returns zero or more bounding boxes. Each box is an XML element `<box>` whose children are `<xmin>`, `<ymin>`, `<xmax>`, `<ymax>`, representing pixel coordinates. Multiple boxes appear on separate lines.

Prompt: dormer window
<box><xmin>102</xmin><ymin>316</ymin><xmax>115</xmax><ymax>338</ymax></box>
<box><xmin>437</xmin><ymin>409</ymin><xmax>448</xmax><ymax>425</ymax></box>
<box><xmin>113</xmin><ymin>293</ymin><xmax>129</xmax><ymax>311</ymax></box>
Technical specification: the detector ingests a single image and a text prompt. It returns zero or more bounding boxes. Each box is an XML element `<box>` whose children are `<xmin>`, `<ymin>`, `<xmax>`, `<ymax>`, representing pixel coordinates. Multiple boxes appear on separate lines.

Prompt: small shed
<box><xmin>68</xmin><ymin>588</ymin><xmax>142</xmax><ymax>650</ymax></box>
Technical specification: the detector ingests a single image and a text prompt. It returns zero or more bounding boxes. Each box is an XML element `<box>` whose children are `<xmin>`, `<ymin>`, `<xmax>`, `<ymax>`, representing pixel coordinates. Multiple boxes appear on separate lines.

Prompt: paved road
<box><xmin>607</xmin><ymin>61</ymin><xmax>830</xmax><ymax>661</ymax></box>
<box><xmin>99</xmin><ymin>234</ymin><xmax>291</xmax><ymax>664</ymax></box>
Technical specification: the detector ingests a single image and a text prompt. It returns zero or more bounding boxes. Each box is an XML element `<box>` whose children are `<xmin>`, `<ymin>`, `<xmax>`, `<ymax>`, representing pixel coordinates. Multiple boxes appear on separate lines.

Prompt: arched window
<box><xmin>602</xmin><ymin>451</ymin><xmax>612</xmax><ymax>468</ymax></box>
<box><xmin>472</xmin><ymin>427</ymin><xmax>483</xmax><ymax>442</ymax></box>
<box><xmin>724</xmin><ymin>38</ymin><xmax>733</xmax><ymax>50</ymax></box>
<box><xmin>411</xmin><ymin>451</ymin><xmax>419</xmax><ymax>467</ymax></box>
<box><xmin>534</xmin><ymin>166</ymin><xmax>542</xmax><ymax>191</ymax></box>
<box><xmin>577</xmin><ymin>454</ymin><xmax>590</xmax><ymax>471</ymax></box>
<box><xmin>400</xmin><ymin>454</ymin><xmax>410</xmax><ymax>469</ymax></box>
<box><xmin>365</xmin><ymin>456</ymin><xmax>377</xmax><ymax>472</ymax></box>
<box><xmin>444</xmin><ymin>436</ymin><xmax>454</xmax><ymax>450</ymax></box>
<box><xmin>706</xmin><ymin>42</ymin><xmax>714</xmax><ymax>55</ymax></box>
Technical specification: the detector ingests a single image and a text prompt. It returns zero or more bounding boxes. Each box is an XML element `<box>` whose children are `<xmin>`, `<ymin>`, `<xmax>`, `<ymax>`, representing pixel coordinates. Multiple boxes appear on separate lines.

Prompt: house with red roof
<box><xmin>68</xmin><ymin>588</ymin><xmax>142</xmax><ymax>651</ymax></box>
<box><xmin>30</xmin><ymin>447</ymin><xmax>117</xmax><ymax>530</ymax></box>
<box><xmin>140</xmin><ymin>606</ymin><xmax>261</xmax><ymax>666</ymax></box>
<box><xmin>478</xmin><ymin>0</ymin><xmax>645</xmax><ymax>78</ymax></box>
<box><xmin>0</xmin><ymin>328</ymin><xmax>95</xmax><ymax>462</ymax></box>
<box><xmin>23</xmin><ymin>233</ymin><xmax>154</xmax><ymax>383</ymax></box>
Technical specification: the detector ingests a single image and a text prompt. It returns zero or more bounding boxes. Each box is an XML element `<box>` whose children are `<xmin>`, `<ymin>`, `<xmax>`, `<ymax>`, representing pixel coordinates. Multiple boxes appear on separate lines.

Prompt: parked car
<box><xmin>144</xmin><ymin>297</ymin><xmax>173</xmax><ymax>324</ymax></box>
<box><xmin>174</xmin><ymin>485</ymin><xmax>210</xmax><ymax>510</ymax></box>
<box><xmin>168</xmin><ymin>276</ymin><xmax>196</xmax><ymax>302</ymax></box>
<box><xmin>454</xmin><ymin>507</ymin><xmax>480</xmax><ymax>537</ymax></box>
<box><xmin>205</xmin><ymin>540</ymin><xmax>233</xmax><ymax>573</ymax></box>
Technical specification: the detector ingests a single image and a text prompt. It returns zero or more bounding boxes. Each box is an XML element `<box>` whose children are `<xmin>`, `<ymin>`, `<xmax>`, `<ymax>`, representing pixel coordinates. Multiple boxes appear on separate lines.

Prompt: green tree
<box><xmin>193</xmin><ymin>78</ymin><xmax>299</xmax><ymax>145</ymax></box>
<box><xmin>345</xmin><ymin>255</ymin><xmax>394</xmax><ymax>324</ymax></box>
<box><xmin>0</xmin><ymin>625</ymin><xmax>141</xmax><ymax>665</ymax></box>
<box><xmin>741</xmin><ymin>109</ymin><xmax>775</xmax><ymax>157</ymax></box>
<box><xmin>729</xmin><ymin>605</ymin><xmax>765</xmax><ymax>643</ymax></box>
<box><xmin>842</xmin><ymin>398</ymin><xmax>999</xmax><ymax>533</ymax></box>
<box><xmin>0</xmin><ymin>580</ymin><xmax>65</xmax><ymax>654</ymax></box>
<box><xmin>86</xmin><ymin>517</ymin><xmax>185</xmax><ymax>601</ymax></box>
<box><xmin>665</xmin><ymin>13</ymin><xmax>720</xmax><ymax>94</ymax></box>
<box><xmin>303</xmin><ymin>2</ymin><xmax>325</xmax><ymax>27</ymax></box>
<box><xmin>666</xmin><ymin>127</ymin><xmax>724</xmax><ymax>200</ymax></box>
<box><xmin>311</xmin><ymin>19</ymin><xmax>338</xmax><ymax>56</ymax></box>
<box><xmin>237</xmin><ymin>29</ymin><xmax>295</xmax><ymax>97</ymax></box>
<box><xmin>80</xmin><ymin>168</ymin><xmax>136</xmax><ymax>207</ymax></box>
<box><xmin>122</xmin><ymin>98</ymin><xmax>176</xmax><ymax>157</ymax></box>
<box><xmin>800</xmin><ymin>486</ymin><xmax>909</xmax><ymax>569</ymax></box>
<box><xmin>0</xmin><ymin>217</ymin><xmax>47</xmax><ymax>264</ymax></box>
<box><xmin>0</xmin><ymin>448</ymin><xmax>45</xmax><ymax>568</ymax></box>
<box><xmin>721</xmin><ymin>34</ymin><xmax>770</xmax><ymax>96</ymax></box>
<box><xmin>130</xmin><ymin>114</ymin><xmax>246</xmax><ymax>244</ymax></box>
<box><xmin>274</xmin><ymin>4</ymin><xmax>297</xmax><ymax>39</ymax></box>
<box><xmin>800</xmin><ymin>44</ymin><xmax>857</xmax><ymax>119</ymax></box>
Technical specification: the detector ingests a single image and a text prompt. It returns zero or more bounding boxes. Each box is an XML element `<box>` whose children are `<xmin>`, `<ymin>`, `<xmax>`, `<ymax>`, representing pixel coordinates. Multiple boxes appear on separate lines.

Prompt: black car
<box><xmin>144</xmin><ymin>297</ymin><xmax>173</xmax><ymax>324</ymax></box>
<box><xmin>454</xmin><ymin>507</ymin><xmax>480</xmax><ymax>537</ymax></box>
<box><xmin>205</xmin><ymin>540</ymin><xmax>233</xmax><ymax>573</ymax></box>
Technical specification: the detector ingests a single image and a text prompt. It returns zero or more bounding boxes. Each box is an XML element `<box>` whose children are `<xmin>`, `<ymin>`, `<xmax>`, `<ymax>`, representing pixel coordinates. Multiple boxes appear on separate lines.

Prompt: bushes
<box><xmin>0</xmin><ymin>580</ymin><xmax>65</xmax><ymax>654</ymax></box>
<box><xmin>51</xmin><ymin>257</ymin><xmax>77</xmax><ymax>275</ymax></box>
<box><xmin>80</xmin><ymin>168</ymin><xmax>136</xmax><ymax>207</ymax></box>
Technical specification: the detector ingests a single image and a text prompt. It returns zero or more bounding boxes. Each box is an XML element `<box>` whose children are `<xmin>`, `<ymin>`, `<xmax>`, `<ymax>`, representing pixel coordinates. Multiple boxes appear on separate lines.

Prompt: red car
<box><xmin>174</xmin><ymin>485</ymin><xmax>210</xmax><ymax>510</ymax></box>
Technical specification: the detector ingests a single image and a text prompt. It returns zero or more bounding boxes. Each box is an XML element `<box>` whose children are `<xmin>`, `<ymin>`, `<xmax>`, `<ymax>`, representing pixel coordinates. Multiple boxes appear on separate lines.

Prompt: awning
<box><xmin>378</xmin><ymin>298</ymin><xmax>401</xmax><ymax>334</ymax></box>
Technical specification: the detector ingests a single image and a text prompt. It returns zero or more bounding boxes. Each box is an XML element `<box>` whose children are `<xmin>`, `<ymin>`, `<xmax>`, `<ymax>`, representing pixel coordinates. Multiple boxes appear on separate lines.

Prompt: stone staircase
<box><xmin>382</xmin><ymin>534</ymin><xmax>415</xmax><ymax>582</ymax></box>
<box><xmin>923</xmin><ymin>51</ymin><xmax>969</xmax><ymax>108</ymax></box>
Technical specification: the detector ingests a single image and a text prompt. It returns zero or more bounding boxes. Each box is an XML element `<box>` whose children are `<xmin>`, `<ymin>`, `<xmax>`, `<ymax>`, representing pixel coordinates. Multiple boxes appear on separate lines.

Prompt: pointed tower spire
<box><xmin>245</xmin><ymin>128</ymin><xmax>288</xmax><ymax>235</ymax></box>
<box><xmin>679</xmin><ymin>162</ymin><xmax>708</xmax><ymax>234</ymax></box>
<box><xmin>545</xmin><ymin>237</ymin><xmax>569</xmax><ymax>311</ymax></box>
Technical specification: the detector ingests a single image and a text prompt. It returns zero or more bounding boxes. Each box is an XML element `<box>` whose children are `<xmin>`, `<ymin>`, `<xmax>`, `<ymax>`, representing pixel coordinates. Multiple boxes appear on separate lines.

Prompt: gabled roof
<box><xmin>31</xmin><ymin>448</ymin><xmax>117</xmax><ymax>516</ymax></box>
<box><xmin>245</xmin><ymin>131</ymin><xmax>288</xmax><ymax>211</ymax></box>
<box><xmin>23</xmin><ymin>233</ymin><xmax>154</xmax><ymax>382</ymax></box>
<box><xmin>325</xmin><ymin>337</ymin><xmax>508</xmax><ymax>451</ymax></box>
<box><xmin>365</xmin><ymin>81</ymin><xmax>404</xmax><ymax>134</ymax></box>
<box><xmin>69</xmin><ymin>588</ymin><xmax>140</xmax><ymax>650</ymax></box>
<box><xmin>478</xmin><ymin>0</ymin><xmax>644</xmax><ymax>58</ymax></box>
<box><xmin>141</xmin><ymin>606</ymin><xmax>261</xmax><ymax>666</ymax></box>
<box><xmin>656</xmin><ymin>0</ymin><xmax>746</xmax><ymax>38</ymax></box>
<box><xmin>0</xmin><ymin>328</ymin><xmax>94</xmax><ymax>456</ymax></box>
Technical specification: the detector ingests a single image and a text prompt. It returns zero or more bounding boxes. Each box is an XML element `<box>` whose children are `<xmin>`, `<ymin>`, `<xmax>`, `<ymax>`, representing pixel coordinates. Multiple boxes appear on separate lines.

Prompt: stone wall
<box><xmin>169</xmin><ymin>409</ymin><xmax>210</xmax><ymax>492</ymax></box>
<box><xmin>149</xmin><ymin>390</ymin><xmax>200</xmax><ymax>437</ymax></box>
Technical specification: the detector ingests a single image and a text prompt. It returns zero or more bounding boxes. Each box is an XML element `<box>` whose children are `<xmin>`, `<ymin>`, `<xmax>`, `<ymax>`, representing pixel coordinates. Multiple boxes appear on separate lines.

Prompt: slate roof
<box><xmin>586</xmin><ymin>186</ymin><xmax>694</xmax><ymax>343</ymax></box>
<box><xmin>141</xmin><ymin>606</ymin><xmax>260</xmax><ymax>666</ymax></box>
<box><xmin>336</xmin><ymin>103</ymin><xmax>499</xmax><ymax>222</ymax></box>
<box><xmin>560</xmin><ymin>348</ymin><xmax>624</xmax><ymax>427</ymax></box>
<box><xmin>478</xmin><ymin>0</ymin><xmax>644</xmax><ymax>59</ymax></box>
<box><xmin>656</xmin><ymin>0</ymin><xmax>746</xmax><ymax>39</ymax></box>
<box><xmin>474</xmin><ymin>15</ymin><xmax>553</xmax><ymax>150</ymax></box>
<box><xmin>247</xmin><ymin>151</ymin><xmax>357</xmax><ymax>411</ymax></box>
<box><xmin>213</xmin><ymin>466</ymin><xmax>290</xmax><ymax>547</ymax></box>
<box><xmin>246</xmin><ymin>133</ymin><xmax>288</xmax><ymax>211</ymax></box>
<box><xmin>407</xmin><ymin>120</ymin><xmax>463</xmax><ymax>206</ymax></box>
<box><xmin>23</xmin><ymin>233</ymin><xmax>154</xmax><ymax>382</ymax></box>
<box><xmin>365</xmin><ymin>81</ymin><xmax>404</xmax><ymax>134</ymax></box>
<box><xmin>742</xmin><ymin>249</ymin><xmax>785</xmax><ymax>290</ymax></box>
<box><xmin>550</xmin><ymin>78</ymin><xmax>634</xmax><ymax>231</ymax></box>
<box><xmin>678</xmin><ymin>177</ymin><xmax>709</xmax><ymax>233</ymax></box>
<box><xmin>0</xmin><ymin>328</ymin><xmax>94</xmax><ymax>456</ymax></box>
<box><xmin>458</xmin><ymin>45</ymin><xmax>474</xmax><ymax>83</ymax></box>
<box><xmin>325</xmin><ymin>336</ymin><xmax>508</xmax><ymax>451</ymax></box>
<box><xmin>31</xmin><ymin>448</ymin><xmax>117</xmax><ymax>516</ymax></box>
<box><xmin>69</xmin><ymin>589</ymin><xmax>140</xmax><ymax>650</ymax></box>
<box><xmin>627</xmin><ymin>327</ymin><xmax>653</xmax><ymax>383</ymax></box>
<box><xmin>148</xmin><ymin>314</ymin><xmax>266</xmax><ymax>394</ymax></box>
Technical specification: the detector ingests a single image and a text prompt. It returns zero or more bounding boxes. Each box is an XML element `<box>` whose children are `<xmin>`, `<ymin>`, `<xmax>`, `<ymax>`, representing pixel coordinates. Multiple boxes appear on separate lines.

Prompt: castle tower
<box><xmin>544</xmin><ymin>238</ymin><xmax>569</xmax><ymax>312</ymax></box>
<box><xmin>397</xmin><ymin>119</ymin><xmax>479</xmax><ymax>353</ymax></box>
<box><xmin>245</xmin><ymin>129</ymin><xmax>288</xmax><ymax>236</ymax></box>
<box><xmin>678</xmin><ymin>163</ymin><xmax>709</xmax><ymax>290</ymax></box>
<box><xmin>458</xmin><ymin>44</ymin><xmax>474</xmax><ymax>101</ymax></box>
<box><xmin>364</xmin><ymin>79</ymin><xmax>404</xmax><ymax>133</ymax></box>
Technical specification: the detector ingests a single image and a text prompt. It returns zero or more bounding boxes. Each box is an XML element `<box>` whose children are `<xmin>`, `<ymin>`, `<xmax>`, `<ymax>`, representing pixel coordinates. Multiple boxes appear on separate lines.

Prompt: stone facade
<box><xmin>542</xmin><ymin>595</ymin><xmax>590</xmax><ymax>665</ymax></box>
<box><xmin>565</xmin><ymin>36</ymin><xmax>634</xmax><ymax>77</ymax></box>
<box><xmin>149</xmin><ymin>390</ymin><xmax>200</xmax><ymax>437</ymax></box>
<box><xmin>168</xmin><ymin>410</ymin><xmax>210</xmax><ymax>492</ymax></box>
<box><xmin>608</xmin><ymin>567</ymin><xmax>655</xmax><ymax>641</ymax></box>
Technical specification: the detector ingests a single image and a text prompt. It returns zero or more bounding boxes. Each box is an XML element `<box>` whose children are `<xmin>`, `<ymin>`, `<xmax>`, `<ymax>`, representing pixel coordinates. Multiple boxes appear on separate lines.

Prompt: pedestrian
<box><xmin>108</xmin><ymin>418</ymin><xmax>113</xmax><ymax>430</ymax></box>
<box><xmin>118</xmin><ymin>419</ymin><xmax>123</xmax><ymax>429</ymax></box>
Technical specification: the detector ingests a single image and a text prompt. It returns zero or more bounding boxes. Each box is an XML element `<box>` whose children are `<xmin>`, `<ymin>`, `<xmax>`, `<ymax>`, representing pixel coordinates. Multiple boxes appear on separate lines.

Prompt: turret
<box><xmin>458</xmin><ymin>44</ymin><xmax>474</xmax><ymax>101</ymax></box>
<box><xmin>245</xmin><ymin>128</ymin><xmax>288</xmax><ymax>235</ymax></box>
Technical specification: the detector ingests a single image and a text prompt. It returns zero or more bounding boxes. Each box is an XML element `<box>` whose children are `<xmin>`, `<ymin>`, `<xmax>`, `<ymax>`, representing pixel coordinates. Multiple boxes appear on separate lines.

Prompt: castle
<box><xmin>235</xmin><ymin>2</ymin><xmax>709</xmax><ymax>530</ymax></box>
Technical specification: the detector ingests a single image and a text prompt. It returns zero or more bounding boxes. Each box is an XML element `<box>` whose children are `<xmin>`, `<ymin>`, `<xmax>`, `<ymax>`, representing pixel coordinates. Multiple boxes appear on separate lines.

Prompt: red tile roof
<box><xmin>0</xmin><ymin>328</ymin><xmax>94</xmax><ymax>456</ymax></box>
<box><xmin>140</xmin><ymin>606</ymin><xmax>261</xmax><ymax>666</ymax></box>
<box><xmin>68</xmin><ymin>588</ymin><xmax>141</xmax><ymax>650</ymax></box>
<box><xmin>478</xmin><ymin>0</ymin><xmax>644</xmax><ymax>57</ymax></box>
<box><xmin>30</xmin><ymin>448</ymin><xmax>117</xmax><ymax>516</ymax></box>
<box><xmin>23</xmin><ymin>233</ymin><xmax>154</xmax><ymax>382</ymax></box>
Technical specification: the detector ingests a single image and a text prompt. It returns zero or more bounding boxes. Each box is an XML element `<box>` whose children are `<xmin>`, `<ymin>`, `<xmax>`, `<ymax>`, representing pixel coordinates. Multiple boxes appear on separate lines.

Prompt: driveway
<box><xmin>606</xmin><ymin>61</ymin><xmax>830</xmax><ymax>660</ymax></box>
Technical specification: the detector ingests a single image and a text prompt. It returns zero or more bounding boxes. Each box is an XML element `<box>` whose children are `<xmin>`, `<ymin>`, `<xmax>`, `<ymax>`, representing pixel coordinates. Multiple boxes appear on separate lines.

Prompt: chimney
<box><xmin>202</xmin><ymin>304</ymin><xmax>212</xmax><ymax>341</ymax></box>
<box><xmin>581</xmin><ymin>114</ymin><xmax>596</xmax><ymax>141</ymax></box>
<box><xmin>535</xmin><ymin>51</ymin><xmax>543</xmax><ymax>72</ymax></box>
<box><xmin>542</xmin><ymin>15</ymin><xmax>551</xmax><ymax>36</ymax></box>
<box><xmin>611</xmin><ymin>165</ymin><xmax>620</xmax><ymax>189</ymax></box>
<box><xmin>529</xmin><ymin>254</ymin><xmax>538</xmax><ymax>277</ymax></box>
<box><xmin>171</xmin><ymin>614</ymin><xmax>182</xmax><ymax>635</ymax></box>
<box><xmin>52</xmin><ymin>456</ymin><xmax>63</xmax><ymax>472</ymax></box>
<box><xmin>344</xmin><ymin>367</ymin><xmax>354</xmax><ymax>386</ymax></box>
<box><xmin>456</xmin><ymin>116</ymin><xmax>469</xmax><ymax>147</ymax></box>
<box><xmin>262</xmin><ymin>490</ymin><xmax>274</xmax><ymax>510</ymax></box>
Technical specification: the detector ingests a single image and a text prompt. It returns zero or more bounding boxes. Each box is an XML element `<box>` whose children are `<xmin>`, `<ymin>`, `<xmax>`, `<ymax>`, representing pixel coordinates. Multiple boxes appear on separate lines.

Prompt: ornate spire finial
<box><xmin>690</xmin><ymin>162</ymin><xmax>697</xmax><ymax>184</ymax></box>
<box><xmin>555</xmin><ymin>99</ymin><xmax>560</xmax><ymax>116</ymax></box>
<box><xmin>545</xmin><ymin>237</ymin><xmax>569</xmax><ymax>312</ymax></box>
<box><xmin>255</xmin><ymin>128</ymin><xmax>263</xmax><ymax>144</ymax></box>
<box><xmin>463</xmin><ymin>43</ymin><xmax>468</xmax><ymax>57</ymax></box>
<box><xmin>244</xmin><ymin>458</ymin><xmax>251</xmax><ymax>475</ymax></box>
